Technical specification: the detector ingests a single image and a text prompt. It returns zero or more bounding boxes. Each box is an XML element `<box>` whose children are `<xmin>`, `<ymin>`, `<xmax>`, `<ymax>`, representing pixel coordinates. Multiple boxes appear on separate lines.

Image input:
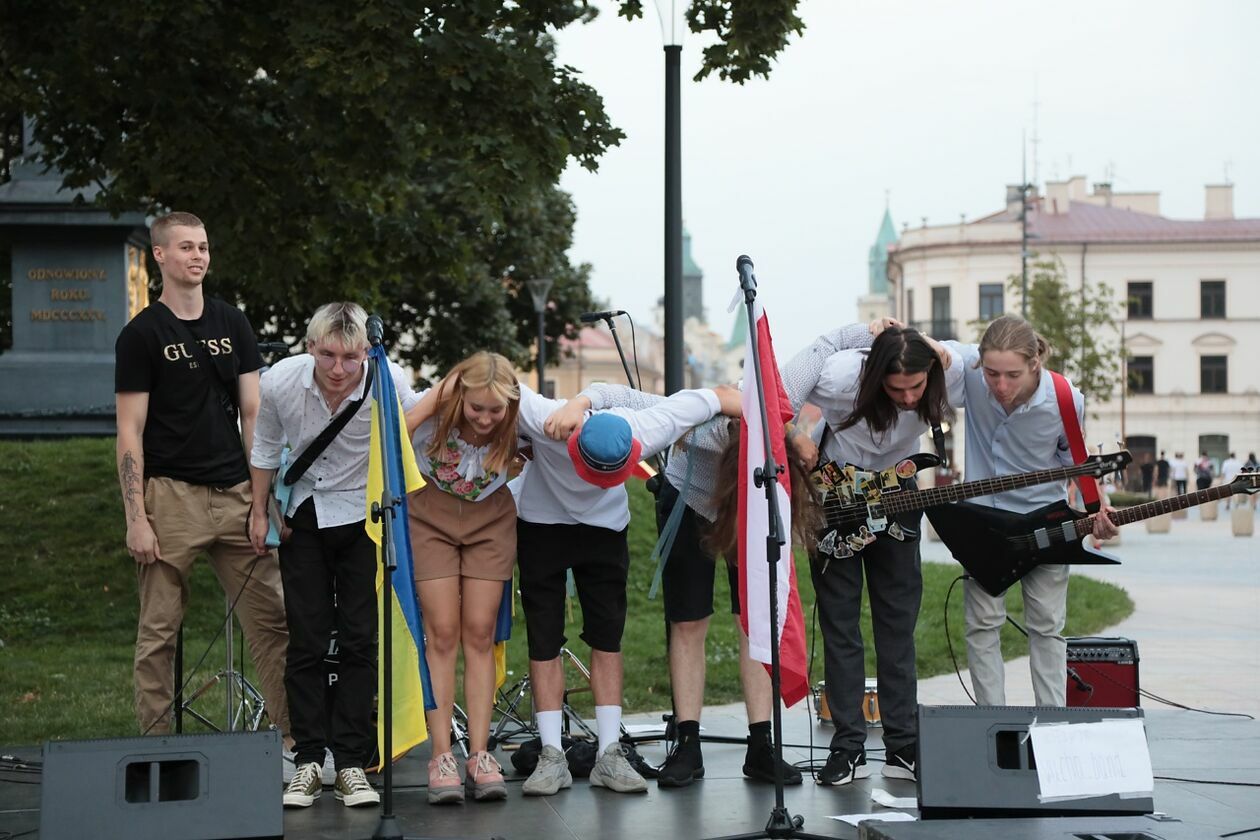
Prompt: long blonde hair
<box><xmin>427</xmin><ymin>351</ymin><xmax>521</xmax><ymax>475</ymax></box>
<box><xmin>977</xmin><ymin>315</ymin><xmax>1051</xmax><ymax>371</ymax></box>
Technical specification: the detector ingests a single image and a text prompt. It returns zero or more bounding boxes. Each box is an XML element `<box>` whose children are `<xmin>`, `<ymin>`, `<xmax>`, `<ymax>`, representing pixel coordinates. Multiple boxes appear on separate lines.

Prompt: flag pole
<box><xmin>701</xmin><ymin>258</ymin><xmax>830</xmax><ymax>840</ymax></box>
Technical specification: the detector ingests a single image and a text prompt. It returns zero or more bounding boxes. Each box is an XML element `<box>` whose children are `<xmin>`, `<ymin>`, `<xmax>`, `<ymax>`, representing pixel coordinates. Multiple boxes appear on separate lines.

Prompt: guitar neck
<box><xmin>882</xmin><ymin>462</ymin><xmax>1104</xmax><ymax>515</ymax></box>
<box><xmin>1073</xmin><ymin>484</ymin><xmax>1239</xmax><ymax>536</ymax></box>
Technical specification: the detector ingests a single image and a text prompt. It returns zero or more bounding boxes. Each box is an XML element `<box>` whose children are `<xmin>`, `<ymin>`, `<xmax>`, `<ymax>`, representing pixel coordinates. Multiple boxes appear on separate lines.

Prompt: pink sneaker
<box><xmin>427</xmin><ymin>751</ymin><xmax>463</xmax><ymax>805</ymax></box>
<box><xmin>465</xmin><ymin>751</ymin><xmax>507</xmax><ymax>801</ymax></box>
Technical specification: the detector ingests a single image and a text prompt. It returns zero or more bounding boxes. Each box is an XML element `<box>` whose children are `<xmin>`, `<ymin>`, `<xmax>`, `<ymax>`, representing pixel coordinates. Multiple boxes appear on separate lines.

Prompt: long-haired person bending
<box><xmin>806</xmin><ymin>327</ymin><xmax>962</xmax><ymax>786</ymax></box>
<box><xmin>404</xmin><ymin>351</ymin><xmax>522</xmax><ymax>804</ymax></box>
<box><xmin>946</xmin><ymin>316</ymin><xmax>1116</xmax><ymax>707</ymax></box>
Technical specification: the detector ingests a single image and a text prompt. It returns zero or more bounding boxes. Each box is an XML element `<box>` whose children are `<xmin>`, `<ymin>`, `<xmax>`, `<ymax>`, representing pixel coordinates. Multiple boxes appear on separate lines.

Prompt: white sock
<box><xmin>595</xmin><ymin>705</ymin><xmax>621</xmax><ymax>753</ymax></box>
<box><xmin>536</xmin><ymin>710</ymin><xmax>563</xmax><ymax>751</ymax></box>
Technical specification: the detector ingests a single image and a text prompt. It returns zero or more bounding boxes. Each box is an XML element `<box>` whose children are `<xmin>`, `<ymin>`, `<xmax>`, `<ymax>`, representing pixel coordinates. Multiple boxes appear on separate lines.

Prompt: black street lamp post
<box><xmin>526</xmin><ymin>276</ymin><xmax>553</xmax><ymax>395</ymax></box>
<box><xmin>660</xmin><ymin>2</ymin><xmax>684</xmax><ymax>394</ymax></box>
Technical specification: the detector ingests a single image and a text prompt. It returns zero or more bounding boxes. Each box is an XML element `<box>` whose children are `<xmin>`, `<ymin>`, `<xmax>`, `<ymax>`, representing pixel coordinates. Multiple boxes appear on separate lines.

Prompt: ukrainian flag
<box><xmin>365</xmin><ymin>344</ymin><xmax>434</xmax><ymax>768</ymax></box>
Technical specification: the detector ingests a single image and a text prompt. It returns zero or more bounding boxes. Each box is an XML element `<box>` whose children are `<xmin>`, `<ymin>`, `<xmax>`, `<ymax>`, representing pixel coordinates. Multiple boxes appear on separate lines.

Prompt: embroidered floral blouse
<box><xmin>412</xmin><ymin>421</ymin><xmax>508</xmax><ymax>502</ymax></box>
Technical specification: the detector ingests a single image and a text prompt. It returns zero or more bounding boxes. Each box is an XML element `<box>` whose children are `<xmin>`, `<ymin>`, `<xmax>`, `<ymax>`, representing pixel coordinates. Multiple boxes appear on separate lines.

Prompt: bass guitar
<box><xmin>813</xmin><ymin>450</ymin><xmax>1131</xmax><ymax>560</ymax></box>
<box><xmin>927</xmin><ymin>471</ymin><xmax>1260</xmax><ymax>596</ymax></box>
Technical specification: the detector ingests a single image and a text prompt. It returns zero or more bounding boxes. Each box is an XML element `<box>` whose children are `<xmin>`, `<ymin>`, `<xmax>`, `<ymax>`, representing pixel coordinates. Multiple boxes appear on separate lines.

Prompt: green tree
<box><xmin>983</xmin><ymin>255</ymin><xmax>1121</xmax><ymax>407</ymax></box>
<box><xmin>0</xmin><ymin>1</ymin><xmax>804</xmax><ymax>371</ymax></box>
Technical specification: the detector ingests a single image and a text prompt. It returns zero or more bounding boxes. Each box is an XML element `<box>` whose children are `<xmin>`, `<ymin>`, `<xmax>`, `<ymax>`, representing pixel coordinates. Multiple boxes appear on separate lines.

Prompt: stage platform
<box><xmin>3</xmin><ymin>704</ymin><xmax>1257</xmax><ymax>839</ymax></box>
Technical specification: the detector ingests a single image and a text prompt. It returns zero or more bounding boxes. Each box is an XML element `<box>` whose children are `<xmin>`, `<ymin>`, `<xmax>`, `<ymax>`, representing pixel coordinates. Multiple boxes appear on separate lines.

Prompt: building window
<box><xmin>906</xmin><ymin>289</ymin><xmax>915</xmax><ymax>324</ymax></box>
<box><xmin>1128</xmin><ymin>356</ymin><xmax>1154</xmax><ymax>394</ymax></box>
<box><xmin>1200</xmin><ymin>356</ymin><xmax>1227</xmax><ymax>394</ymax></box>
<box><xmin>1127</xmin><ymin>281</ymin><xmax>1153</xmax><ymax>319</ymax></box>
<box><xmin>930</xmin><ymin>286</ymin><xmax>954</xmax><ymax>339</ymax></box>
<box><xmin>978</xmin><ymin>283</ymin><xmax>1004</xmax><ymax>321</ymax></box>
<box><xmin>1200</xmin><ymin>280</ymin><xmax>1226</xmax><ymax>319</ymax></box>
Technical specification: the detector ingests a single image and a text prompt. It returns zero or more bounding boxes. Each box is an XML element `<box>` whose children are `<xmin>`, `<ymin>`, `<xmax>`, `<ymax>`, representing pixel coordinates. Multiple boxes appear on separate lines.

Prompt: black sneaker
<box><xmin>657</xmin><ymin>741</ymin><xmax>704</xmax><ymax>788</ymax></box>
<box><xmin>817</xmin><ymin>748</ymin><xmax>869</xmax><ymax>786</ymax></box>
<box><xmin>882</xmin><ymin>743</ymin><xmax>916</xmax><ymax>781</ymax></box>
<box><xmin>742</xmin><ymin>743</ymin><xmax>803</xmax><ymax>785</ymax></box>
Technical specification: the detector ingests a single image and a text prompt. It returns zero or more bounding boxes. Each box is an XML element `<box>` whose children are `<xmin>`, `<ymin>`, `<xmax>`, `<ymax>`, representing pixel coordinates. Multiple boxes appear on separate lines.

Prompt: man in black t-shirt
<box><xmin>115</xmin><ymin>211</ymin><xmax>290</xmax><ymax>741</ymax></box>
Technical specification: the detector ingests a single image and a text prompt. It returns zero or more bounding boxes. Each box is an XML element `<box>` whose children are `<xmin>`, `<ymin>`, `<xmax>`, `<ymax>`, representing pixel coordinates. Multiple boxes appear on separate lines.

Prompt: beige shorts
<box><xmin>407</xmin><ymin>482</ymin><xmax>516</xmax><ymax>582</ymax></box>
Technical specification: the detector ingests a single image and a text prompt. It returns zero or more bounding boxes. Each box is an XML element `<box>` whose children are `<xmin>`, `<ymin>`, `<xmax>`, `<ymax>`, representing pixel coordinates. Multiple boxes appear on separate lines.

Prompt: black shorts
<box><xmin>656</xmin><ymin>479</ymin><xmax>740</xmax><ymax>623</ymax></box>
<box><xmin>516</xmin><ymin>519</ymin><xmax>629</xmax><ymax>661</ymax></box>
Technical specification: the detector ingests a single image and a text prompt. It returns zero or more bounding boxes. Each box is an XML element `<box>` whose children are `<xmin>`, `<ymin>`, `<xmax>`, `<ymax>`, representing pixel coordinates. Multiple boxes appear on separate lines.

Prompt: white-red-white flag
<box><xmin>737</xmin><ymin>302</ymin><xmax>809</xmax><ymax>707</ymax></box>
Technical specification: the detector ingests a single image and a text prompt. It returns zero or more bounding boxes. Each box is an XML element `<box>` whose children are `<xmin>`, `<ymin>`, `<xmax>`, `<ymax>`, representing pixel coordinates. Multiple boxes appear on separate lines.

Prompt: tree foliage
<box><xmin>1007</xmin><ymin>255</ymin><xmax>1121</xmax><ymax>408</ymax></box>
<box><xmin>0</xmin><ymin>1</ymin><xmax>804</xmax><ymax>370</ymax></box>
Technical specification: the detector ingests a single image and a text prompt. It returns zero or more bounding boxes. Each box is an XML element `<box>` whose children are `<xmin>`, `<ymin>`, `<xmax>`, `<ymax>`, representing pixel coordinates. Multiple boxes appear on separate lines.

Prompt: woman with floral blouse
<box><xmin>404</xmin><ymin>351</ymin><xmax>521</xmax><ymax>804</ymax></box>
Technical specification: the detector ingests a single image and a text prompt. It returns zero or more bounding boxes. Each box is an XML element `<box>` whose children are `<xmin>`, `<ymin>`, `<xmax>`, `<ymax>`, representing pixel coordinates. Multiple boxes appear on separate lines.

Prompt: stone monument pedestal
<box><xmin>0</xmin><ymin>120</ymin><xmax>148</xmax><ymax>435</ymax></box>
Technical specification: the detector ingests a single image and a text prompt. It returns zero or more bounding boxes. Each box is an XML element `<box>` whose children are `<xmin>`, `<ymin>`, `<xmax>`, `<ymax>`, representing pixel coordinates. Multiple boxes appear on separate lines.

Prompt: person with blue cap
<box><xmin>510</xmin><ymin>382</ymin><xmax>741</xmax><ymax>796</ymax></box>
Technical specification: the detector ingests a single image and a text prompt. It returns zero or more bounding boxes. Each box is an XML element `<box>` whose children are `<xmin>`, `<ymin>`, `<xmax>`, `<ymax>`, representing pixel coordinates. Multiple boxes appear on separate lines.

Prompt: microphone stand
<box><xmin>702</xmin><ymin>259</ymin><xmax>828</xmax><ymax>840</ymax></box>
<box><xmin>364</xmin><ymin>321</ymin><xmax>488</xmax><ymax>840</ymax></box>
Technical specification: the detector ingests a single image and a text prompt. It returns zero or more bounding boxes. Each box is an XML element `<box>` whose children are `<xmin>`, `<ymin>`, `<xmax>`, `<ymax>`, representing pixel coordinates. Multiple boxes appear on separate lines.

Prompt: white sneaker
<box><xmin>283</xmin><ymin>762</ymin><xmax>322</xmax><ymax>808</ymax></box>
<box><xmin>283</xmin><ymin>748</ymin><xmax>336</xmax><ymax>785</ymax></box>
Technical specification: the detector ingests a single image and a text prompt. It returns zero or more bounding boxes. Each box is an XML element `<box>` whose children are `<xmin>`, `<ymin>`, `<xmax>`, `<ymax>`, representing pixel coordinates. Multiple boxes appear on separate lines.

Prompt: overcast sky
<box><xmin>554</xmin><ymin>0</ymin><xmax>1260</xmax><ymax>359</ymax></box>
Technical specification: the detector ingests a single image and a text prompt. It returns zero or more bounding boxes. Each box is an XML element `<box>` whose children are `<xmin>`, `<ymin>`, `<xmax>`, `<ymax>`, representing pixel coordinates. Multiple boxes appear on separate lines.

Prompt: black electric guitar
<box><xmin>813</xmin><ymin>450</ymin><xmax>1131</xmax><ymax>559</ymax></box>
<box><xmin>928</xmin><ymin>471</ymin><xmax>1260</xmax><ymax>596</ymax></box>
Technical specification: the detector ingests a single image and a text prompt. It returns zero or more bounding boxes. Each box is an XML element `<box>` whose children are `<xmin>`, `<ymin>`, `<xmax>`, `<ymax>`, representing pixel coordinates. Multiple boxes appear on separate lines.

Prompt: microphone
<box><xmin>579</xmin><ymin>309</ymin><xmax>626</xmax><ymax>323</ymax></box>
<box><xmin>736</xmin><ymin>254</ymin><xmax>756</xmax><ymax>292</ymax></box>
<box><xmin>366</xmin><ymin>313</ymin><xmax>385</xmax><ymax>347</ymax></box>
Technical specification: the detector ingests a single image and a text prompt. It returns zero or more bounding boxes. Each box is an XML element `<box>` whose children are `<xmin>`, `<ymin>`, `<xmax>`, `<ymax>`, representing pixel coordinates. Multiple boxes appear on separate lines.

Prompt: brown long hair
<box><xmin>837</xmin><ymin>326</ymin><xmax>949</xmax><ymax>433</ymax></box>
<box><xmin>427</xmin><ymin>351</ymin><xmax>521</xmax><ymax>476</ymax></box>
<box><xmin>705</xmin><ymin>421</ymin><xmax>823</xmax><ymax>563</ymax></box>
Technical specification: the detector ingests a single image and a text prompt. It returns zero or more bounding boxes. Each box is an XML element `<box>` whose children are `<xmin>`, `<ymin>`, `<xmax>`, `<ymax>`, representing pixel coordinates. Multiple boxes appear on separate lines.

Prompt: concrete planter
<box><xmin>1145</xmin><ymin>514</ymin><xmax>1172</xmax><ymax>534</ymax></box>
<box><xmin>1200</xmin><ymin>499</ymin><xmax>1219</xmax><ymax>521</ymax></box>
<box><xmin>1232</xmin><ymin>506</ymin><xmax>1255</xmax><ymax>537</ymax></box>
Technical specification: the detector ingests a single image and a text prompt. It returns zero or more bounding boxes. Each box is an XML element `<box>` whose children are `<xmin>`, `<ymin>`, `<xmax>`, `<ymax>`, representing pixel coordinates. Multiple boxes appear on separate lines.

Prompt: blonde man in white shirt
<box><xmin>512</xmin><ymin>384</ymin><xmax>741</xmax><ymax>797</ymax></box>
<box><xmin>249</xmin><ymin>302</ymin><xmax>419</xmax><ymax>810</ymax></box>
<box><xmin>946</xmin><ymin>315</ymin><xmax>1117</xmax><ymax>709</ymax></box>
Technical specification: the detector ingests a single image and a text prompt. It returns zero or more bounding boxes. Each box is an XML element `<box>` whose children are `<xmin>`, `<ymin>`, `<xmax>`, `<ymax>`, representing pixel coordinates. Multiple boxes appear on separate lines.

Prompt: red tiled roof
<box><xmin>558</xmin><ymin>325</ymin><xmax>617</xmax><ymax>351</ymax></box>
<box><xmin>978</xmin><ymin>200</ymin><xmax>1260</xmax><ymax>244</ymax></box>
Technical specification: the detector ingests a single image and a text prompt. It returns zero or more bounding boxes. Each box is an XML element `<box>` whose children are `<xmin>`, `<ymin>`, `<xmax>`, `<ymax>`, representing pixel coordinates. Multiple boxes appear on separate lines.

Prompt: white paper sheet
<box><xmin>1028</xmin><ymin>718</ymin><xmax>1154</xmax><ymax>802</ymax></box>
<box><xmin>828</xmin><ymin>812</ymin><xmax>916</xmax><ymax>827</ymax></box>
<box><xmin>870</xmin><ymin>787</ymin><xmax>917</xmax><ymax>809</ymax></box>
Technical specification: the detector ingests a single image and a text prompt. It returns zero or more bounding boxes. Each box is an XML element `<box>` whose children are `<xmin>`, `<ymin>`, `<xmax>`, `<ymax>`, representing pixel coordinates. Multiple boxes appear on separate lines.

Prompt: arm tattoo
<box><xmin>120</xmin><ymin>450</ymin><xmax>142</xmax><ymax>523</ymax></box>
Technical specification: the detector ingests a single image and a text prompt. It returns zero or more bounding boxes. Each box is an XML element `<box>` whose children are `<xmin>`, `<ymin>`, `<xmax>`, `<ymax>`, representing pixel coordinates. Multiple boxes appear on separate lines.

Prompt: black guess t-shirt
<box><xmin>115</xmin><ymin>299</ymin><xmax>263</xmax><ymax>487</ymax></box>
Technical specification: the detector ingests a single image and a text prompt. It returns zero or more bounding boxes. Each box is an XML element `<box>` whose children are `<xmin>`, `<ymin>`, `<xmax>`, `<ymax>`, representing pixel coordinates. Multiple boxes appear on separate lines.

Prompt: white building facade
<box><xmin>884</xmin><ymin>177</ymin><xmax>1260</xmax><ymax>474</ymax></box>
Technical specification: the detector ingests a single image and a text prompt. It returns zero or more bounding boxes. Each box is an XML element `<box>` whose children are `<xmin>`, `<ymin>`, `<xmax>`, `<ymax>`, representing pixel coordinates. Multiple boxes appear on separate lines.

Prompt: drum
<box><xmin>863</xmin><ymin>678</ymin><xmax>881</xmax><ymax>727</ymax></box>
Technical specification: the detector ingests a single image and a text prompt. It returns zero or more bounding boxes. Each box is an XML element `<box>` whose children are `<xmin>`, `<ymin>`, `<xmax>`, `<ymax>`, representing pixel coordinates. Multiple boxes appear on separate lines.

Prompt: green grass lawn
<box><xmin>0</xmin><ymin>438</ymin><xmax>1134</xmax><ymax>744</ymax></box>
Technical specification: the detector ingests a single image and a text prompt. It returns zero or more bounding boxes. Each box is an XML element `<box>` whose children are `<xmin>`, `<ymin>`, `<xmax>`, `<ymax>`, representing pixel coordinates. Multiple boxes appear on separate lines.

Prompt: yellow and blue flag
<box><xmin>365</xmin><ymin>345</ymin><xmax>434</xmax><ymax>768</ymax></box>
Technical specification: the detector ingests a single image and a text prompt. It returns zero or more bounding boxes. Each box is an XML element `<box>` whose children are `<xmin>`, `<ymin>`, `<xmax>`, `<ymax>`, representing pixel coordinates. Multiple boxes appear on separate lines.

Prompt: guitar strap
<box><xmin>1050</xmin><ymin>371</ymin><xmax>1100</xmax><ymax>513</ymax></box>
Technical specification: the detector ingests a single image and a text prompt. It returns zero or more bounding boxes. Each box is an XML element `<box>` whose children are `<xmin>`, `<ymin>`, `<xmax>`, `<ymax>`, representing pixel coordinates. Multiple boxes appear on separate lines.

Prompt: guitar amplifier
<box><xmin>1066</xmin><ymin>636</ymin><xmax>1139</xmax><ymax>707</ymax></box>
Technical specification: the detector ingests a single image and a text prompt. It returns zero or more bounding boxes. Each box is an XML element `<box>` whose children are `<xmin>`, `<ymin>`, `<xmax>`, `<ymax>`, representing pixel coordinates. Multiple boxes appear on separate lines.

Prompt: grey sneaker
<box><xmin>589</xmin><ymin>743</ymin><xmax>648</xmax><ymax>793</ymax></box>
<box><xmin>335</xmin><ymin>767</ymin><xmax>380</xmax><ymax>807</ymax></box>
<box><xmin>283</xmin><ymin>761</ymin><xmax>322</xmax><ymax>808</ymax></box>
<box><xmin>522</xmin><ymin>745</ymin><xmax>572</xmax><ymax>796</ymax></box>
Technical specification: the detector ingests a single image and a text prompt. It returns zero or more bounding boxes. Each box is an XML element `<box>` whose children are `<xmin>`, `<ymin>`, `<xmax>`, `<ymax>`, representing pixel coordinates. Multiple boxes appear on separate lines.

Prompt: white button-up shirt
<box><xmin>807</xmin><ymin>345</ymin><xmax>965</xmax><ymax>470</ymax></box>
<box><xmin>511</xmin><ymin>385</ymin><xmax>722</xmax><ymax>531</ymax></box>
<box><xmin>251</xmin><ymin>354</ymin><xmax>420</xmax><ymax>528</ymax></box>
<box><xmin>947</xmin><ymin>342</ymin><xmax>1084</xmax><ymax>514</ymax></box>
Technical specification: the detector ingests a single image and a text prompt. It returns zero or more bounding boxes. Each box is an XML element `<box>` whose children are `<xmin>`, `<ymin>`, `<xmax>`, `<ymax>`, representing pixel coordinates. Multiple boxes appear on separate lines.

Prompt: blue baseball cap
<box><xmin>567</xmin><ymin>413</ymin><xmax>643</xmax><ymax>488</ymax></box>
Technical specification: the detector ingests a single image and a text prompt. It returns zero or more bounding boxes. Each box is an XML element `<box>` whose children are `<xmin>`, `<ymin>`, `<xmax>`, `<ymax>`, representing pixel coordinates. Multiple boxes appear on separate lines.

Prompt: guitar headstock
<box><xmin>1087</xmin><ymin>449</ymin><xmax>1132</xmax><ymax>476</ymax></box>
<box><xmin>1233</xmin><ymin>471</ymin><xmax>1260</xmax><ymax>495</ymax></box>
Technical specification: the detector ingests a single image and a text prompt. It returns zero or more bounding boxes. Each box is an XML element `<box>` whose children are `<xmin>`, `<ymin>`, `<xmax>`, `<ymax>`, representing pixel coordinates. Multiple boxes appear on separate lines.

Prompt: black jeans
<box><xmin>280</xmin><ymin>498</ymin><xmax>377</xmax><ymax>770</ymax></box>
<box><xmin>811</xmin><ymin>512</ymin><xmax>923</xmax><ymax>755</ymax></box>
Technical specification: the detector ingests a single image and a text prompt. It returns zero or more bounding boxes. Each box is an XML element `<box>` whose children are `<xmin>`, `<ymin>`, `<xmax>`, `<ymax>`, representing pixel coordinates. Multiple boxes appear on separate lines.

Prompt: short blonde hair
<box><xmin>428</xmin><ymin>351</ymin><xmax>521</xmax><ymax>476</ymax></box>
<box><xmin>151</xmin><ymin>211</ymin><xmax>205</xmax><ymax>247</ymax></box>
<box><xmin>305</xmin><ymin>302</ymin><xmax>369</xmax><ymax>351</ymax></box>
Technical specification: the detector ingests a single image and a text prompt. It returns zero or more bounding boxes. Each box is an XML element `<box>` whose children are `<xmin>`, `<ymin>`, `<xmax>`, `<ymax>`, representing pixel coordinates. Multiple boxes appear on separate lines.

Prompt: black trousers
<box><xmin>810</xmin><ymin>512</ymin><xmax>923</xmax><ymax>755</ymax></box>
<box><xmin>280</xmin><ymin>498</ymin><xmax>377</xmax><ymax>770</ymax></box>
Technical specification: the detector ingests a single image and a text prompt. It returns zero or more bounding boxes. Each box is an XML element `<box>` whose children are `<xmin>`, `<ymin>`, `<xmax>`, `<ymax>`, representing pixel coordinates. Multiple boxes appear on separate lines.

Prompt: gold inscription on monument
<box><xmin>27</xmin><ymin>268</ymin><xmax>107</xmax><ymax>281</ymax></box>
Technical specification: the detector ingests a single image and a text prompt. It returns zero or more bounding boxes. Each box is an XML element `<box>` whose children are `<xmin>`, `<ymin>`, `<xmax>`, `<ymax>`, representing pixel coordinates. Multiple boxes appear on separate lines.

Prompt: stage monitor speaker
<box><xmin>1067</xmin><ymin>636</ymin><xmax>1140</xmax><ymax>707</ymax></box>
<box><xmin>916</xmin><ymin>704</ymin><xmax>1154</xmax><ymax>820</ymax></box>
<box><xmin>40</xmin><ymin>730</ymin><xmax>282</xmax><ymax>840</ymax></box>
